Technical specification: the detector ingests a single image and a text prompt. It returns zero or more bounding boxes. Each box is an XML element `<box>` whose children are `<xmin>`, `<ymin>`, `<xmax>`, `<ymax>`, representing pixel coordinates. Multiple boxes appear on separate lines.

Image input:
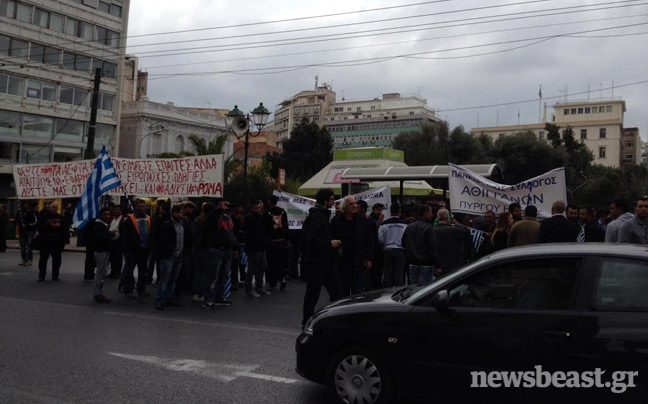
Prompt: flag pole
<box><xmin>104</xmin><ymin>148</ymin><xmax>133</xmax><ymax>213</ymax></box>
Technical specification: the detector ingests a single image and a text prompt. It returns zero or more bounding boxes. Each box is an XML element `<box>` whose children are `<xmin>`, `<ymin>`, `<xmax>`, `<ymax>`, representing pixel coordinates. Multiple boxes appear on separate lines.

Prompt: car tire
<box><xmin>328</xmin><ymin>347</ymin><xmax>395</xmax><ymax>404</ymax></box>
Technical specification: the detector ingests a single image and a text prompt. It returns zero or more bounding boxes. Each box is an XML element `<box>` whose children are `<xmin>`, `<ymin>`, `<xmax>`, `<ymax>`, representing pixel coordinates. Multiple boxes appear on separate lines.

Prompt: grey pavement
<box><xmin>0</xmin><ymin>249</ymin><xmax>332</xmax><ymax>403</ymax></box>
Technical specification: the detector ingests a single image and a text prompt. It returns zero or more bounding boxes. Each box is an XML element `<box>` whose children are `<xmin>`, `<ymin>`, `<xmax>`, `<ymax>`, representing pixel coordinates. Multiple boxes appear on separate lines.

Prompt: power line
<box><xmin>438</xmin><ymin>79</ymin><xmax>648</xmax><ymax>112</ymax></box>
<box><xmin>141</xmin><ymin>13</ymin><xmax>648</xmax><ymax>71</ymax></box>
<box><xmin>131</xmin><ymin>1</ymin><xmax>648</xmax><ymax>59</ymax></box>
<box><xmin>139</xmin><ymin>22</ymin><xmax>648</xmax><ymax>78</ymax></box>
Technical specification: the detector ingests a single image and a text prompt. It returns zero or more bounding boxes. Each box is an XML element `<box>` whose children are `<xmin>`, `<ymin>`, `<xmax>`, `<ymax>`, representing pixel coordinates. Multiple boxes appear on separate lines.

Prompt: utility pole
<box><xmin>84</xmin><ymin>68</ymin><xmax>102</xmax><ymax>159</ymax></box>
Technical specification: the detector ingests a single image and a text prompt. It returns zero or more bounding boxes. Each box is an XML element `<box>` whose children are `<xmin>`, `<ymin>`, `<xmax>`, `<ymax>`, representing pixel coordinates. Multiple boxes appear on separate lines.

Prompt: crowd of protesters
<box><xmin>7</xmin><ymin>191</ymin><xmax>648</xmax><ymax>319</ymax></box>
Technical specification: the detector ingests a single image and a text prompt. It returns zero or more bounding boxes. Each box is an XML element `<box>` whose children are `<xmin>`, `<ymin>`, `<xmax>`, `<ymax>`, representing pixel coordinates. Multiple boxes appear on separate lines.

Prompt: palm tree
<box><xmin>188</xmin><ymin>134</ymin><xmax>241</xmax><ymax>182</ymax></box>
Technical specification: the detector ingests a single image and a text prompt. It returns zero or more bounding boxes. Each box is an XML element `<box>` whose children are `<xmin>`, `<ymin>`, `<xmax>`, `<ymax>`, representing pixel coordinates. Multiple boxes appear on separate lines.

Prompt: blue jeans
<box><xmin>206</xmin><ymin>249</ymin><xmax>233</xmax><ymax>303</ymax></box>
<box><xmin>156</xmin><ymin>255</ymin><xmax>183</xmax><ymax>302</ymax></box>
<box><xmin>409</xmin><ymin>264</ymin><xmax>436</xmax><ymax>286</ymax></box>
<box><xmin>19</xmin><ymin>230</ymin><xmax>34</xmax><ymax>262</ymax></box>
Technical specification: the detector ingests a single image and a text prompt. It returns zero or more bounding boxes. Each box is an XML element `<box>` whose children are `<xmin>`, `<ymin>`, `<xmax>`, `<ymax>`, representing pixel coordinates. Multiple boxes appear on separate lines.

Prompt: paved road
<box><xmin>0</xmin><ymin>250</ymin><xmax>332</xmax><ymax>403</ymax></box>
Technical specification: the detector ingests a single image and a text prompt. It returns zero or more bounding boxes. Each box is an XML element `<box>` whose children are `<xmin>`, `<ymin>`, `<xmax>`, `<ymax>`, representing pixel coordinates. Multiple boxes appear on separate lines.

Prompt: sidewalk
<box><xmin>6</xmin><ymin>236</ymin><xmax>86</xmax><ymax>253</ymax></box>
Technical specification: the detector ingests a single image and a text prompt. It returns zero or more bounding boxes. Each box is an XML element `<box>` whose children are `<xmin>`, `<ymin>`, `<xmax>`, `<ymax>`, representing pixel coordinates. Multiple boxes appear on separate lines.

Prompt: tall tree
<box><xmin>545</xmin><ymin>123</ymin><xmax>562</xmax><ymax>147</ymax></box>
<box><xmin>265</xmin><ymin>119</ymin><xmax>333</xmax><ymax>182</ymax></box>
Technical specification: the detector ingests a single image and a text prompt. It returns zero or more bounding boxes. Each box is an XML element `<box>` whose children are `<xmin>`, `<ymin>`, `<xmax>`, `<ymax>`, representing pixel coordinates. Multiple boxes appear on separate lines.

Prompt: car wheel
<box><xmin>328</xmin><ymin>348</ymin><xmax>394</xmax><ymax>404</ymax></box>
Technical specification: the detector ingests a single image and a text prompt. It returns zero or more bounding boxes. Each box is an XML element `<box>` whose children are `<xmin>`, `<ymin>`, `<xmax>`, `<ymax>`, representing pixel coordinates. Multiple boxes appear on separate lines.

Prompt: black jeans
<box><xmin>120</xmin><ymin>249</ymin><xmax>149</xmax><ymax>294</ymax></box>
<box><xmin>109</xmin><ymin>240</ymin><xmax>123</xmax><ymax>277</ymax></box>
<box><xmin>337</xmin><ymin>260</ymin><xmax>365</xmax><ymax>298</ymax></box>
<box><xmin>266</xmin><ymin>241</ymin><xmax>289</xmax><ymax>287</ymax></box>
<box><xmin>302</xmin><ymin>261</ymin><xmax>341</xmax><ymax>325</ymax></box>
<box><xmin>84</xmin><ymin>246</ymin><xmax>95</xmax><ymax>280</ymax></box>
<box><xmin>39</xmin><ymin>245</ymin><xmax>62</xmax><ymax>280</ymax></box>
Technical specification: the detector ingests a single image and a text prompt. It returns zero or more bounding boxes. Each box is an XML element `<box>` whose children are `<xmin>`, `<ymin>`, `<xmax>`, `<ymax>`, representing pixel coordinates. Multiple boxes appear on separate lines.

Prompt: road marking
<box><xmin>104</xmin><ymin>311</ymin><xmax>298</xmax><ymax>336</ymax></box>
<box><xmin>108</xmin><ymin>352</ymin><xmax>298</xmax><ymax>384</ymax></box>
<box><xmin>0</xmin><ymin>273</ymin><xmax>21</xmax><ymax>277</ymax></box>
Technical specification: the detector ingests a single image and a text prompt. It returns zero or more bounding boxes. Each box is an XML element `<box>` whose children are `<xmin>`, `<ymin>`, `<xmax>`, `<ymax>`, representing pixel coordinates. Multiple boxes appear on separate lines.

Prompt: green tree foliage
<box><xmin>224</xmin><ymin>161</ymin><xmax>275</xmax><ymax>206</ymax></box>
<box><xmin>545</xmin><ymin>123</ymin><xmax>562</xmax><ymax>147</ymax></box>
<box><xmin>491</xmin><ymin>131</ymin><xmax>566</xmax><ymax>184</ymax></box>
<box><xmin>155</xmin><ymin>151</ymin><xmax>194</xmax><ymax>158</ymax></box>
<box><xmin>187</xmin><ymin>134</ymin><xmax>241</xmax><ymax>182</ymax></box>
<box><xmin>264</xmin><ymin>119</ymin><xmax>333</xmax><ymax>182</ymax></box>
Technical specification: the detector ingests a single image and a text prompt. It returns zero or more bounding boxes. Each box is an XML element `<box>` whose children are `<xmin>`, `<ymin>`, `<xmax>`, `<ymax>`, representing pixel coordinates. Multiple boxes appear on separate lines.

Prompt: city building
<box><xmin>472</xmin><ymin>99</ymin><xmax>642</xmax><ymax>168</ymax></box>
<box><xmin>274</xmin><ymin>84</ymin><xmax>336</xmax><ymax>147</ymax></box>
<box><xmin>323</xmin><ymin>93</ymin><xmax>440</xmax><ymax>150</ymax></box>
<box><xmin>119</xmin><ymin>97</ymin><xmax>229</xmax><ymax>159</ymax></box>
<box><xmin>1</xmin><ymin>0</ymin><xmax>130</xmax><ymax>197</ymax></box>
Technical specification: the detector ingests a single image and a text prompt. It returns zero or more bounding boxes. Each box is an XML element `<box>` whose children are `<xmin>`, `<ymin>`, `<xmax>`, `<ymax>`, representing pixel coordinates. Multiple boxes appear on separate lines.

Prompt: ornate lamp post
<box><xmin>226</xmin><ymin>103</ymin><xmax>270</xmax><ymax>186</ymax></box>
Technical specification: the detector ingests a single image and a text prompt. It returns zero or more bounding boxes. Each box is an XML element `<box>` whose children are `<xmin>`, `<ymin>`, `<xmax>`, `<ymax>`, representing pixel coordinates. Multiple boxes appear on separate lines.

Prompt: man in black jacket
<box><xmin>119</xmin><ymin>199</ymin><xmax>152</xmax><ymax>299</ymax></box>
<box><xmin>578</xmin><ymin>206</ymin><xmax>605</xmax><ymax>242</ymax></box>
<box><xmin>16</xmin><ymin>202</ymin><xmax>38</xmax><ymax>266</ymax></box>
<box><xmin>203</xmin><ymin>199</ymin><xmax>237</xmax><ymax>308</ymax></box>
<box><xmin>402</xmin><ymin>204</ymin><xmax>442</xmax><ymax>285</ymax></box>
<box><xmin>244</xmin><ymin>200</ymin><xmax>268</xmax><ymax>298</ymax></box>
<box><xmin>538</xmin><ymin>200</ymin><xmax>580</xmax><ymax>243</ymax></box>
<box><xmin>332</xmin><ymin>196</ymin><xmax>375</xmax><ymax>297</ymax></box>
<box><xmin>264</xmin><ymin>195</ymin><xmax>290</xmax><ymax>291</ymax></box>
<box><xmin>93</xmin><ymin>208</ymin><xmax>114</xmax><ymax>303</ymax></box>
<box><xmin>434</xmin><ymin>208</ymin><xmax>475</xmax><ymax>275</ymax></box>
<box><xmin>302</xmin><ymin>188</ymin><xmax>342</xmax><ymax>326</ymax></box>
<box><xmin>37</xmin><ymin>202</ymin><xmax>66</xmax><ymax>282</ymax></box>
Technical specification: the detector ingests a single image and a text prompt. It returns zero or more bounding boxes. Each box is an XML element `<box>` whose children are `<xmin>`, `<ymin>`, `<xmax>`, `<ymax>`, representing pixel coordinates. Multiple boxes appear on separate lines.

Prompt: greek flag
<box><xmin>470</xmin><ymin>228</ymin><xmax>487</xmax><ymax>252</ymax></box>
<box><xmin>73</xmin><ymin>146</ymin><xmax>121</xmax><ymax>230</ymax></box>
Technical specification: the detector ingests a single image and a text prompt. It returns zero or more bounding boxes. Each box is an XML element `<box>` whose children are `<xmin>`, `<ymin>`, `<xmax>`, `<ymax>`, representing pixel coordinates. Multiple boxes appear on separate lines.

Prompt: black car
<box><xmin>296</xmin><ymin>243</ymin><xmax>648</xmax><ymax>404</ymax></box>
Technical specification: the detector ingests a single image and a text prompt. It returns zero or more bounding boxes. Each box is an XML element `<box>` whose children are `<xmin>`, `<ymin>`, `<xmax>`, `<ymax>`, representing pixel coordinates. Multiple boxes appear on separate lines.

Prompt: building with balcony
<box><xmin>472</xmin><ymin>99</ymin><xmax>640</xmax><ymax>168</ymax></box>
<box><xmin>0</xmin><ymin>0</ymin><xmax>130</xmax><ymax>197</ymax></box>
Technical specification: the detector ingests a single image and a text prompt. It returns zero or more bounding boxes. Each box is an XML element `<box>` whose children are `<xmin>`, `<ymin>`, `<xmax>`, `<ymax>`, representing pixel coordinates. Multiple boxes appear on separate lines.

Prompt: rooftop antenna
<box><xmin>612</xmin><ymin>80</ymin><xmax>615</xmax><ymax>99</ymax></box>
<box><xmin>587</xmin><ymin>82</ymin><xmax>590</xmax><ymax>101</ymax></box>
<box><xmin>564</xmin><ymin>85</ymin><xmax>568</xmax><ymax>102</ymax></box>
<box><xmin>315</xmin><ymin>75</ymin><xmax>319</xmax><ymax>89</ymax></box>
<box><xmin>341</xmin><ymin>91</ymin><xmax>345</xmax><ymax>101</ymax></box>
<box><xmin>496</xmin><ymin>110</ymin><xmax>499</xmax><ymax>126</ymax></box>
<box><xmin>600</xmin><ymin>83</ymin><xmax>603</xmax><ymax>100</ymax></box>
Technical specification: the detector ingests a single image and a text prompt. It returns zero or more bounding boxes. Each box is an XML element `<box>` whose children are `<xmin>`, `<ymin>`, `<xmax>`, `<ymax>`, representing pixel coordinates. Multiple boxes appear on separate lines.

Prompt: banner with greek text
<box><xmin>274</xmin><ymin>186</ymin><xmax>392</xmax><ymax>230</ymax></box>
<box><xmin>12</xmin><ymin>154</ymin><xmax>224</xmax><ymax>199</ymax></box>
<box><xmin>448</xmin><ymin>164</ymin><xmax>566</xmax><ymax>218</ymax></box>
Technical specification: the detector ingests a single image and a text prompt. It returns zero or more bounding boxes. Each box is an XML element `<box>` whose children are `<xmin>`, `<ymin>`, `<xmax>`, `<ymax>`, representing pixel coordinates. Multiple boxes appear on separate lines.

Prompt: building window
<box><xmin>570</xmin><ymin>108</ymin><xmax>576</xmax><ymax>114</ymax></box>
<box><xmin>599</xmin><ymin>128</ymin><xmax>606</xmax><ymax>139</ymax></box>
<box><xmin>599</xmin><ymin>106</ymin><xmax>605</xmax><ymax>113</ymax></box>
<box><xmin>0</xmin><ymin>73</ymin><xmax>23</xmax><ymax>96</ymax></box>
<box><xmin>580</xmin><ymin>129</ymin><xmax>587</xmax><ymax>140</ymax></box>
<box><xmin>55</xmin><ymin>119</ymin><xmax>84</xmax><ymax>142</ymax></box>
<box><xmin>65</xmin><ymin>17</ymin><xmax>80</xmax><ymax>36</ymax></box>
<box><xmin>75</xmin><ymin>55</ymin><xmax>91</xmax><ymax>72</ymax></box>
<box><xmin>151</xmin><ymin>133</ymin><xmax>162</xmax><ymax>155</ymax></box>
<box><xmin>599</xmin><ymin>147</ymin><xmax>606</xmax><ymax>159</ymax></box>
<box><xmin>33</xmin><ymin>8</ymin><xmax>49</xmax><ymax>27</ymax></box>
<box><xmin>49</xmin><ymin>12</ymin><xmax>65</xmax><ymax>32</ymax></box>
<box><xmin>99</xmin><ymin>93</ymin><xmax>114</xmax><ymax>111</ymax></box>
<box><xmin>0</xmin><ymin>110</ymin><xmax>21</xmax><ymax>136</ymax></box>
<box><xmin>98</xmin><ymin>1</ymin><xmax>110</xmax><ymax>13</ymax></box>
<box><xmin>29</xmin><ymin>43</ymin><xmax>44</xmax><ymax>62</ymax></box>
<box><xmin>371</xmin><ymin>106</ymin><xmax>376</xmax><ymax>110</ymax></box>
<box><xmin>175</xmin><ymin>136</ymin><xmax>184</xmax><ymax>152</ymax></box>
<box><xmin>334</xmin><ymin>107</ymin><xmax>343</xmax><ymax>112</ymax></box>
<box><xmin>62</xmin><ymin>52</ymin><xmax>75</xmax><ymax>69</ymax></box>
<box><xmin>26</xmin><ymin>79</ymin><xmax>55</xmax><ymax>101</ymax></box>
<box><xmin>22</xmin><ymin>114</ymin><xmax>53</xmax><ymax>140</ymax></box>
<box><xmin>606</xmin><ymin>105</ymin><xmax>612</xmax><ymax>112</ymax></box>
<box><xmin>564</xmin><ymin>109</ymin><xmax>570</xmax><ymax>115</ymax></box>
<box><xmin>347</xmin><ymin>108</ymin><xmax>351</xmax><ymax>112</ymax></box>
<box><xmin>591</xmin><ymin>107</ymin><xmax>597</xmax><ymax>114</ymax></box>
<box><xmin>0</xmin><ymin>34</ymin><xmax>9</xmax><ymax>54</ymax></box>
<box><xmin>624</xmin><ymin>154</ymin><xmax>634</xmax><ymax>161</ymax></box>
<box><xmin>109</xmin><ymin>4</ymin><xmax>122</xmax><ymax>17</ymax></box>
<box><xmin>21</xmin><ymin>144</ymin><xmax>51</xmax><ymax>163</ymax></box>
<box><xmin>0</xmin><ymin>141</ymin><xmax>19</xmax><ymax>163</ymax></box>
<box><xmin>15</xmin><ymin>2</ymin><xmax>31</xmax><ymax>23</ymax></box>
<box><xmin>356</xmin><ymin>107</ymin><xmax>361</xmax><ymax>112</ymax></box>
<box><xmin>577</xmin><ymin>108</ymin><xmax>583</xmax><ymax>114</ymax></box>
<box><xmin>538</xmin><ymin>131</ymin><xmax>545</xmax><ymax>141</ymax></box>
<box><xmin>0</xmin><ymin>0</ymin><xmax>17</xmax><ymax>18</ymax></box>
<box><xmin>10</xmin><ymin>38</ymin><xmax>28</xmax><ymax>58</ymax></box>
<box><xmin>60</xmin><ymin>86</ymin><xmax>88</xmax><ymax>107</ymax></box>
<box><xmin>585</xmin><ymin>107</ymin><xmax>590</xmax><ymax>113</ymax></box>
<box><xmin>43</xmin><ymin>47</ymin><xmax>61</xmax><ymax>65</ymax></box>
<box><xmin>409</xmin><ymin>111</ymin><xmax>414</xmax><ymax>115</ymax></box>
<box><xmin>625</xmin><ymin>141</ymin><xmax>634</xmax><ymax>147</ymax></box>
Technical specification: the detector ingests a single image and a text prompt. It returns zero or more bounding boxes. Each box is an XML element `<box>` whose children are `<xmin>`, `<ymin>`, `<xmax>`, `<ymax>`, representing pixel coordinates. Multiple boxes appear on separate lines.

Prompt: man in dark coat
<box><xmin>578</xmin><ymin>206</ymin><xmax>605</xmax><ymax>242</ymax></box>
<box><xmin>434</xmin><ymin>208</ymin><xmax>475</xmax><ymax>275</ymax></box>
<box><xmin>302</xmin><ymin>188</ymin><xmax>342</xmax><ymax>326</ymax></box>
<box><xmin>119</xmin><ymin>199</ymin><xmax>152</xmax><ymax>299</ymax></box>
<box><xmin>538</xmin><ymin>200</ymin><xmax>580</xmax><ymax>243</ymax></box>
<box><xmin>37</xmin><ymin>202</ymin><xmax>66</xmax><ymax>281</ymax></box>
<box><xmin>264</xmin><ymin>195</ymin><xmax>290</xmax><ymax>291</ymax></box>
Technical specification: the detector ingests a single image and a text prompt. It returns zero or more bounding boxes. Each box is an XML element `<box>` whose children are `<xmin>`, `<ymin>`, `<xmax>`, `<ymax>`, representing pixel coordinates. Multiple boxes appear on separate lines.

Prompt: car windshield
<box><xmin>401</xmin><ymin>258</ymin><xmax>493</xmax><ymax>303</ymax></box>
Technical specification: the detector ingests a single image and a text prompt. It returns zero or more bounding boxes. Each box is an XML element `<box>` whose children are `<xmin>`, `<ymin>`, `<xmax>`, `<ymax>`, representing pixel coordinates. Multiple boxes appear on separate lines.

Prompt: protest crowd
<box><xmin>7</xmin><ymin>190</ymin><xmax>648</xmax><ymax>323</ymax></box>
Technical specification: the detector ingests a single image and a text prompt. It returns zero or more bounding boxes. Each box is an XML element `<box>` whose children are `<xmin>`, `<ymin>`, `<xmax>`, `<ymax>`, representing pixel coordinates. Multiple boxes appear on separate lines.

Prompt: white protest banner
<box><xmin>273</xmin><ymin>190</ymin><xmax>316</xmax><ymax>229</ymax></box>
<box><xmin>448</xmin><ymin>164</ymin><xmax>566</xmax><ymax>218</ymax></box>
<box><xmin>12</xmin><ymin>154</ymin><xmax>224</xmax><ymax>199</ymax></box>
<box><xmin>350</xmin><ymin>186</ymin><xmax>392</xmax><ymax>220</ymax></box>
<box><xmin>274</xmin><ymin>186</ymin><xmax>392</xmax><ymax>229</ymax></box>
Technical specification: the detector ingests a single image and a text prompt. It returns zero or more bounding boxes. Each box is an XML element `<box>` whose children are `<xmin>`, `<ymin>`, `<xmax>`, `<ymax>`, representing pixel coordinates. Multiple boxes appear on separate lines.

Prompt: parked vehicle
<box><xmin>296</xmin><ymin>243</ymin><xmax>647</xmax><ymax>404</ymax></box>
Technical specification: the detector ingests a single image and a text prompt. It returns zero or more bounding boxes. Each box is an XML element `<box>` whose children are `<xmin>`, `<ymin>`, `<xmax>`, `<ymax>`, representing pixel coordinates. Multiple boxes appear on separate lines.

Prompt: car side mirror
<box><xmin>430</xmin><ymin>290</ymin><xmax>449</xmax><ymax>309</ymax></box>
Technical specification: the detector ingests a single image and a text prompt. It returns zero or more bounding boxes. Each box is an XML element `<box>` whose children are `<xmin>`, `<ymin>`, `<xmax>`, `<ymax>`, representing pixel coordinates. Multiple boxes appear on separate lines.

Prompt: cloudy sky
<box><xmin>126</xmin><ymin>0</ymin><xmax>648</xmax><ymax>140</ymax></box>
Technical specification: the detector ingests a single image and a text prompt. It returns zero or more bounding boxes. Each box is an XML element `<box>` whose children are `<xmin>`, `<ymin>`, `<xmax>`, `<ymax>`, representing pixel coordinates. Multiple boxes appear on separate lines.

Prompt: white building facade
<box><xmin>472</xmin><ymin>99</ymin><xmax>640</xmax><ymax>168</ymax></box>
<box><xmin>119</xmin><ymin>98</ymin><xmax>230</xmax><ymax>159</ymax></box>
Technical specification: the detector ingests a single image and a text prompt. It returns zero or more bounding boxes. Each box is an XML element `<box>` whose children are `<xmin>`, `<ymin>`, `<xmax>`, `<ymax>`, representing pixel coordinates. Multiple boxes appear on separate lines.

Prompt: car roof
<box><xmin>487</xmin><ymin>243</ymin><xmax>648</xmax><ymax>260</ymax></box>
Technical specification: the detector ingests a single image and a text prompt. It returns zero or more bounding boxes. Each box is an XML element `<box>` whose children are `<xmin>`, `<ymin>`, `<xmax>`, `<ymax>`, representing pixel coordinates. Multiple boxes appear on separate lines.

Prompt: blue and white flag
<box><xmin>469</xmin><ymin>228</ymin><xmax>487</xmax><ymax>252</ymax></box>
<box><xmin>73</xmin><ymin>146</ymin><xmax>121</xmax><ymax>230</ymax></box>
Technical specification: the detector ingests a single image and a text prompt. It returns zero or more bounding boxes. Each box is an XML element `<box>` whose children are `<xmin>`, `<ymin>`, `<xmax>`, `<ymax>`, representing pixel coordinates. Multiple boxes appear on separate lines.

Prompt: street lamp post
<box><xmin>137</xmin><ymin>125</ymin><xmax>167</xmax><ymax>158</ymax></box>
<box><xmin>226</xmin><ymin>103</ymin><xmax>270</xmax><ymax>186</ymax></box>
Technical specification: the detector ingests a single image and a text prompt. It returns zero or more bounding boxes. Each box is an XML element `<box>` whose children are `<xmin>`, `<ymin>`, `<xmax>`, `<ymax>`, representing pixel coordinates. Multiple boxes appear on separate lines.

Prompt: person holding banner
<box><xmin>302</xmin><ymin>188</ymin><xmax>342</xmax><ymax>326</ymax></box>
